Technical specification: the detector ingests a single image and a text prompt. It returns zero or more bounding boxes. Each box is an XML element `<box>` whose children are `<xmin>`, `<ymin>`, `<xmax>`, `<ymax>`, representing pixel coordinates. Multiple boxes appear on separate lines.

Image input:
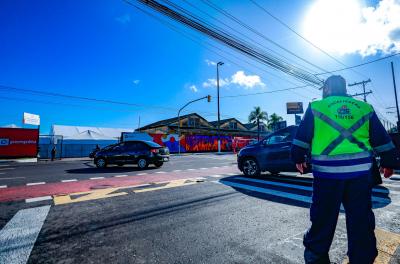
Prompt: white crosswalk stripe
<box><xmin>218</xmin><ymin>177</ymin><xmax>392</xmax><ymax>204</ymax></box>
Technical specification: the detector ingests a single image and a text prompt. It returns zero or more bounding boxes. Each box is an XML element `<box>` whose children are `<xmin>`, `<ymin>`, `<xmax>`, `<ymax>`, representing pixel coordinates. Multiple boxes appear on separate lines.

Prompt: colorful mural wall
<box><xmin>149</xmin><ymin>133</ymin><xmax>255</xmax><ymax>153</ymax></box>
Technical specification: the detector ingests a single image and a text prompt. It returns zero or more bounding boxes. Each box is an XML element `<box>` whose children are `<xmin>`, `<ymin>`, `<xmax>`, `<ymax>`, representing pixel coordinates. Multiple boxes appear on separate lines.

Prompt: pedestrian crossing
<box><xmin>215</xmin><ymin>174</ymin><xmax>400</xmax><ymax>207</ymax></box>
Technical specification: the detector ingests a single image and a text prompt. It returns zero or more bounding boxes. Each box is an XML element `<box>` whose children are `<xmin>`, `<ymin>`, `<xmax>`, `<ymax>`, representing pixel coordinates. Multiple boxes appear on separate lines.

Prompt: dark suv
<box><xmin>94</xmin><ymin>140</ymin><xmax>170</xmax><ymax>169</ymax></box>
<box><xmin>237</xmin><ymin>126</ymin><xmax>310</xmax><ymax>176</ymax></box>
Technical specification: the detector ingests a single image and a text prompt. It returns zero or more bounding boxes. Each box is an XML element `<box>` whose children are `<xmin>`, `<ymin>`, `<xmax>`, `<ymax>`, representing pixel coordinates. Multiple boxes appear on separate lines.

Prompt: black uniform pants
<box><xmin>303</xmin><ymin>175</ymin><xmax>378</xmax><ymax>264</ymax></box>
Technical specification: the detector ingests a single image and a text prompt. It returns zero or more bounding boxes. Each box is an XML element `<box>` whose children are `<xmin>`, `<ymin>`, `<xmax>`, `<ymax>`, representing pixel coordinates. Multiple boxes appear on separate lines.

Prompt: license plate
<box><xmin>163</xmin><ymin>158</ymin><xmax>169</xmax><ymax>161</ymax></box>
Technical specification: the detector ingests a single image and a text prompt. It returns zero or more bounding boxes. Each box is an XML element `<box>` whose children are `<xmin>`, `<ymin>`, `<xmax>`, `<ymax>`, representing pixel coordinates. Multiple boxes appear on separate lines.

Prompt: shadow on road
<box><xmin>66</xmin><ymin>165</ymin><xmax>158</xmax><ymax>174</ymax></box>
<box><xmin>219</xmin><ymin>173</ymin><xmax>391</xmax><ymax>210</ymax></box>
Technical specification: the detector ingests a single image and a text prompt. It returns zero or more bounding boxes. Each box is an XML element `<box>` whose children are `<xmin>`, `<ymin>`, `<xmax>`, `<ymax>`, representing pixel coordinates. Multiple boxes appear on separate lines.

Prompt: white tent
<box><xmin>51</xmin><ymin>125</ymin><xmax>134</xmax><ymax>140</ymax></box>
<box><xmin>42</xmin><ymin>125</ymin><xmax>135</xmax><ymax>158</ymax></box>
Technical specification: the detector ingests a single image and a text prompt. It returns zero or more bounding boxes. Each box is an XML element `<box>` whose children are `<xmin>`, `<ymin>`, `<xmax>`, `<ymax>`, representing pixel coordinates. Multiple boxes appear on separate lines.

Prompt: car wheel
<box><xmin>137</xmin><ymin>158</ymin><xmax>148</xmax><ymax>169</ymax></box>
<box><xmin>242</xmin><ymin>158</ymin><xmax>260</xmax><ymax>177</ymax></box>
<box><xmin>95</xmin><ymin>158</ymin><xmax>107</xmax><ymax>168</ymax></box>
<box><xmin>154</xmin><ymin>161</ymin><xmax>163</xmax><ymax>168</ymax></box>
<box><xmin>268</xmin><ymin>170</ymin><xmax>280</xmax><ymax>175</ymax></box>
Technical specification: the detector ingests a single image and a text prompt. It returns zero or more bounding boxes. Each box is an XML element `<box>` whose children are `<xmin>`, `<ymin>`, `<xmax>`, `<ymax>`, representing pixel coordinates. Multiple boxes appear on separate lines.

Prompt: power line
<box><xmin>199</xmin><ymin>0</ymin><xmax>328</xmax><ymax>74</ymax></box>
<box><xmin>133</xmin><ymin>3</ymin><xmax>320</xmax><ymax>100</ymax></box>
<box><xmin>128</xmin><ymin>0</ymin><xmax>323</xmax><ymax>86</ymax></box>
<box><xmin>316</xmin><ymin>52</ymin><xmax>400</xmax><ymax>75</ymax></box>
<box><xmin>0</xmin><ymin>84</ymin><xmax>247</xmax><ymax>122</ymax></box>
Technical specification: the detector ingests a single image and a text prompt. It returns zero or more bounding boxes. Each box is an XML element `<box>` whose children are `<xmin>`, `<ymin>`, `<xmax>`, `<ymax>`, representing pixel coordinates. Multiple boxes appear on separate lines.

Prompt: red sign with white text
<box><xmin>0</xmin><ymin>128</ymin><xmax>38</xmax><ymax>158</ymax></box>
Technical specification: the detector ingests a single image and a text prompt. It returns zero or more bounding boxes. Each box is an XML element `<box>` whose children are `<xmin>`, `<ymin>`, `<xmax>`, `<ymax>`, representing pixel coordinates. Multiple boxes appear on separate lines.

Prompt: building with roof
<box><xmin>137</xmin><ymin>113</ymin><xmax>268</xmax><ymax>137</ymax></box>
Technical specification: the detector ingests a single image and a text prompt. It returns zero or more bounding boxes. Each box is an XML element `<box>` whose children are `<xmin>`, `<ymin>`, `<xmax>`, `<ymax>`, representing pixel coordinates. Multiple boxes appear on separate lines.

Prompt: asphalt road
<box><xmin>1</xmin><ymin>154</ymin><xmax>400</xmax><ymax>264</ymax></box>
<box><xmin>0</xmin><ymin>154</ymin><xmax>237</xmax><ymax>187</ymax></box>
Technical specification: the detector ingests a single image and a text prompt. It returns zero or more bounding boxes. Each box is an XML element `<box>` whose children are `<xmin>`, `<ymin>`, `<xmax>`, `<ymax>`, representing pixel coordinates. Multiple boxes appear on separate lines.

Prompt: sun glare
<box><xmin>303</xmin><ymin>0</ymin><xmax>363</xmax><ymax>55</ymax></box>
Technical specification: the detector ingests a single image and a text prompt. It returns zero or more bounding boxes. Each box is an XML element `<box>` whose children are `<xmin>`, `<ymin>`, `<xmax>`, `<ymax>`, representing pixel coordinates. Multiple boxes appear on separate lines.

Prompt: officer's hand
<box><xmin>296</xmin><ymin>162</ymin><xmax>307</xmax><ymax>174</ymax></box>
<box><xmin>380</xmin><ymin>167</ymin><xmax>394</xmax><ymax>178</ymax></box>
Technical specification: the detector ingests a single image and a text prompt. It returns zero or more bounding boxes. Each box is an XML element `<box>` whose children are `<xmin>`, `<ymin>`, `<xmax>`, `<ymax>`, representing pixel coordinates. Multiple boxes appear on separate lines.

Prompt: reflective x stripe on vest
<box><xmin>311</xmin><ymin>109</ymin><xmax>373</xmax><ymax>155</ymax></box>
<box><xmin>310</xmin><ymin>96</ymin><xmax>373</xmax><ymax>178</ymax></box>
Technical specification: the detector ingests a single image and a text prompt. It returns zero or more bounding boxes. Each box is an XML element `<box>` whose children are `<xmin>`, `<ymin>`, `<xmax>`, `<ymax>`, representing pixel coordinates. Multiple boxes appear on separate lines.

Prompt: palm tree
<box><xmin>267</xmin><ymin>113</ymin><xmax>283</xmax><ymax>131</ymax></box>
<box><xmin>248</xmin><ymin>106</ymin><xmax>268</xmax><ymax>141</ymax></box>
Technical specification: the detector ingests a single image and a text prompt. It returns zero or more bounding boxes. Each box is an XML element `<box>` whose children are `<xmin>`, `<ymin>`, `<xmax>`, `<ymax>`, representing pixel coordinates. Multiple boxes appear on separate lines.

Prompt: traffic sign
<box><xmin>287</xmin><ymin>102</ymin><xmax>304</xmax><ymax>114</ymax></box>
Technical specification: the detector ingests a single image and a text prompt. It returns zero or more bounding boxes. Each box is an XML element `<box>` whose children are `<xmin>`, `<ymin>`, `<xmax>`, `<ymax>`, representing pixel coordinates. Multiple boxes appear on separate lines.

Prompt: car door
<box><xmin>262</xmin><ymin>127</ymin><xmax>297</xmax><ymax>172</ymax></box>
<box><xmin>122</xmin><ymin>142</ymin><xmax>140</xmax><ymax>164</ymax></box>
<box><xmin>109</xmin><ymin>143</ymin><xmax>126</xmax><ymax>164</ymax></box>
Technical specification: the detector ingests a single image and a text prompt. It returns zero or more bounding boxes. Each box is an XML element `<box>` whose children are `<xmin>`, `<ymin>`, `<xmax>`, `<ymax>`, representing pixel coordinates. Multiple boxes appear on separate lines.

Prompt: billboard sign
<box><xmin>0</xmin><ymin>128</ymin><xmax>38</xmax><ymax>158</ymax></box>
<box><xmin>23</xmin><ymin>112</ymin><xmax>40</xmax><ymax>126</ymax></box>
<box><xmin>286</xmin><ymin>102</ymin><xmax>304</xmax><ymax>114</ymax></box>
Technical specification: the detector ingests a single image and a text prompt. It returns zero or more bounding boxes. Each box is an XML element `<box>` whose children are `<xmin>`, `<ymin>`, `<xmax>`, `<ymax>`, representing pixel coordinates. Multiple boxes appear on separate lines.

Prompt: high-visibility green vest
<box><xmin>310</xmin><ymin>96</ymin><xmax>373</xmax><ymax>156</ymax></box>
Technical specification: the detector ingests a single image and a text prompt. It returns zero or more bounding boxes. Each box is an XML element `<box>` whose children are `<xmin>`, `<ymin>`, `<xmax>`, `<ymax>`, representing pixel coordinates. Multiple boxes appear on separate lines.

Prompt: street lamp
<box><xmin>216</xmin><ymin>61</ymin><xmax>224</xmax><ymax>153</ymax></box>
<box><xmin>177</xmin><ymin>95</ymin><xmax>212</xmax><ymax>155</ymax></box>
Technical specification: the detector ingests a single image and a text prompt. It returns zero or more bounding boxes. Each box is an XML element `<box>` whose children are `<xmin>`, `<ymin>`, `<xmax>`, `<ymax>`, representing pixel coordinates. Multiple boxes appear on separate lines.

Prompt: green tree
<box><xmin>267</xmin><ymin>113</ymin><xmax>284</xmax><ymax>130</ymax></box>
<box><xmin>248</xmin><ymin>106</ymin><xmax>268</xmax><ymax>141</ymax></box>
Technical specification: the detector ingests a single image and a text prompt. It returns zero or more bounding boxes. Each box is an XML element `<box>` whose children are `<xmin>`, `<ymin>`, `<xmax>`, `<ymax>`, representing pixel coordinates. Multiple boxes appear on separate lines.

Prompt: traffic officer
<box><xmin>291</xmin><ymin>75</ymin><xmax>399</xmax><ymax>264</ymax></box>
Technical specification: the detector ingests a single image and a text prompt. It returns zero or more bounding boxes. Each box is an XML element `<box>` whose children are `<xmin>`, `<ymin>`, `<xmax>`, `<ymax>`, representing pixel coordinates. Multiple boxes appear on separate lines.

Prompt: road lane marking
<box><xmin>155</xmin><ymin>171</ymin><xmax>166</xmax><ymax>174</ymax></box>
<box><xmin>0</xmin><ymin>185</ymin><xmax>6</xmax><ymax>188</ymax></box>
<box><xmin>137</xmin><ymin>173</ymin><xmax>148</xmax><ymax>175</ymax></box>
<box><xmin>0</xmin><ymin>177</ymin><xmax>25</xmax><ymax>180</ymax></box>
<box><xmin>219</xmin><ymin>180</ymin><xmax>312</xmax><ymax>203</ymax></box>
<box><xmin>209</xmin><ymin>175</ymin><xmax>223</xmax><ymax>178</ymax></box>
<box><xmin>134</xmin><ymin>179</ymin><xmax>198</xmax><ymax>193</ymax></box>
<box><xmin>26</xmin><ymin>196</ymin><xmax>52</xmax><ymax>203</ymax></box>
<box><xmin>212</xmin><ymin>167</ymin><xmax>219</xmax><ymax>169</ymax></box>
<box><xmin>0</xmin><ymin>168</ymin><xmax>14</xmax><ymax>171</ymax></box>
<box><xmin>52</xmin><ymin>178</ymin><xmax>202</xmax><ymax>205</ymax></box>
<box><xmin>186</xmin><ymin>169</ymin><xmax>196</xmax><ymax>171</ymax></box>
<box><xmin>200</xmin><ymin>168</ymin><xmax>208</xmax><ymax>170</ymax></box>
<box><xmin>225</xmin><ymin>173</ymin><xmax>237</xmax><ymax>176</ymax></box>
<box><xmin>53</xmin><ymin>187</ymin><xmax>128</xmax><ymax>205</ymax></box>
<box><xmin>173</xmin><ymin>170</ymin><xmax>182</xmax><ymax>172</ymax></box>
<box><xmin>0</xmin><ymin>205</ymin><xmax>50</xmax><ymax>264</ymax></box>
<box><xmin>26</xmin><ymin>182</ymin><xmax>45</xmax><ymax>186</ymax></box>
<box><xmin>90</xmin><ymin>177</ymin><xmax>105</xmax><ymax>180</ymax></box>
<box><xmin>223</xmin><ymin>177</ymin><xmax>391</xmax><ymax>204</ymax></box>
<box><xmin>114</xmin><ymin>175</ymin><xmax>128</xmax><ymax>178</ymax></box>
<box><xmin>61</xmin><ymin>179</ymin><xmax>78</xmax><ymax>182</ymax></box>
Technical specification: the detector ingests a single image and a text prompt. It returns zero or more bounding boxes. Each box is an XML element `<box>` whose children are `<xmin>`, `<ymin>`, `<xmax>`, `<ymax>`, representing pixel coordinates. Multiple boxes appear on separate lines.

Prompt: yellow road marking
<box><xmin>53</xmin><ymin>178</ymin><xmax>202</xmax><ymax>205</ymax></box>
<box><xmin>342</xmin><ymin>228</ymin><xmax>400</xmax><ymax>264</ymax></box>
<box><xmin>134</xmin><ymin>179</ymin><xmax>198</xmax><ymax>193</ymax></box>
<box><xmin>53</xmin><ymin>187</ymin><xmax>128</xmax><ymax>205</ymax></box>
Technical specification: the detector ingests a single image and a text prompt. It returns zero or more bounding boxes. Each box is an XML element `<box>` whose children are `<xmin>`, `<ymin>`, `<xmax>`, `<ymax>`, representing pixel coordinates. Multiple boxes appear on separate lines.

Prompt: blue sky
<box><xmin>1</xmin><ymin>0</ymin><xmax>400</xmax><ymax>133</ymax></box>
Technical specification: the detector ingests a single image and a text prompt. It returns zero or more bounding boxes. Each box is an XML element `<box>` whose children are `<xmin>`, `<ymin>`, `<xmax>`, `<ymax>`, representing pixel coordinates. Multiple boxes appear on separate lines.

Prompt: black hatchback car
<box><xmin>237</xmin><ymin>126</ymin><xmax>310</xmax><ymax>177</ymax></box>
<box><xmin>94</xmin><ymin>140</ymin><xmax>170</xmax><ymax>169</ymax></box>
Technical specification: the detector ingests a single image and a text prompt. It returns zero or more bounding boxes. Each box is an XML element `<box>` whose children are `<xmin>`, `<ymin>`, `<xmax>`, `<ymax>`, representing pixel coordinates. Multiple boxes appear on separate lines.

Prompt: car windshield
<box><xmin>144</xmin><ymin>141</ymin><xmax>162</xmax><ymax>148</ymax></box>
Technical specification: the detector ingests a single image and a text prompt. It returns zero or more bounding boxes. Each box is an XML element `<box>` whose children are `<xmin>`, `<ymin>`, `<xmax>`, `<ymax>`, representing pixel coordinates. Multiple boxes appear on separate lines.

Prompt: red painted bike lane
<box><xmin>0</xmin><ymin>166</ymin><xmax>239</xmax><ymax>203</ymax></box>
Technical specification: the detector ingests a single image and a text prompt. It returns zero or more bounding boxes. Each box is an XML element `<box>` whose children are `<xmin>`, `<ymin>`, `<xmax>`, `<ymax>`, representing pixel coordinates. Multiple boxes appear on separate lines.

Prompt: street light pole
<box><xmin>217</xmin><ymin>61</ymin><xmax>224</xmax><ymax>153</ymax></box>
<box><xmin>390</xmin><ymin>62</ymin><xmax>400</xmax><ymax>132</ymax></box>
<box><xmin>177</xmin><ymin>95</ymin><xmax>211</xmax><ymax>155</ymax></box>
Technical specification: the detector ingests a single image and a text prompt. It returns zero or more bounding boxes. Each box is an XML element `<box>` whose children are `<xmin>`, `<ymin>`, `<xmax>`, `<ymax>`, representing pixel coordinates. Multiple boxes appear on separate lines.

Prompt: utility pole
<box><xmin>348</xmin><ymin>79</ymin><xmax>371</xmax><ymax>102</ymax></box>
<box><xmin>216</xmin><ymin>61</ymin><xmax>224</xmax><ymax>153</ymax></box>
<box><xmin>391</xmin><ymin>61</ymin><xmax>400</xmax><ymax>132</ymax></box>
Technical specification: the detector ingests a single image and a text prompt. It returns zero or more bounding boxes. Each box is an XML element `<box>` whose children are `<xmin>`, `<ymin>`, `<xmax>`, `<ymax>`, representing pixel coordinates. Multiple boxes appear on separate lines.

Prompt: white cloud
<box><xmin>231</xmin><ymin>71</ymin><xmax>265</xmax><ymax>89</ymax></box>
<box><xmin>202</xmin><ymin>78</ymin><xmax>230</xmax><ymax>88</ymax></box>
<box><xmin>115</xmin><ymin>14</ymin><xmax>131</xmax><ymax>24</ymax></box>
<box><xmin>205</xmin><ymin>59</ymin><xmax>217</xmax><ymax>66</ymax></box>
<box><xmin>303</xmin><ymin>0</ymin><xmax>400</xmax><ymax>56</ymax></box>
<box><xmin>189</xmin><ymin>85</ymin><xmax>198</xmax><ymax>93</ymax></box>
<box><xmin>133</xmin><ymin>80</ymin><xmax>140</xmax><ymax>85</ymax></box>
<box><xmin>202</xmin><ymin>71</ymin><xmax>265</xmax><ymax>90</ymax></box>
